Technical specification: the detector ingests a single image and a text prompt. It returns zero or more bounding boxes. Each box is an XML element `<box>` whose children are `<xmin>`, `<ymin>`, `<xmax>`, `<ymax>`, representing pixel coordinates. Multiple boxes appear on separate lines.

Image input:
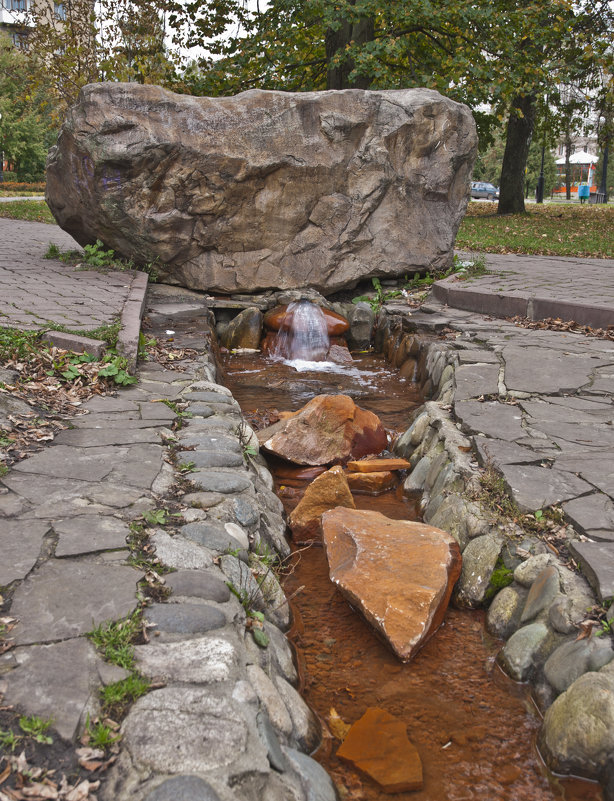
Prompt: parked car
<box><xmin>470</xmin><ymin>181</ymin><xmax>500</xmax><ymax>200</ymax></box>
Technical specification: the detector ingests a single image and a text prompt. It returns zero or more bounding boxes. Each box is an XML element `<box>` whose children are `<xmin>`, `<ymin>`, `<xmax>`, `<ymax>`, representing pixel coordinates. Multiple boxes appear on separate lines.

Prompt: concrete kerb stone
<box><xmin>118</xmin><ymin>270</ymin><xmax>149</xmax><ymax>372</ymax></box>
<box><xmin>381</xmin><ymin>301</ymin><xmax>614</xmax><ymax>793</ymax></box>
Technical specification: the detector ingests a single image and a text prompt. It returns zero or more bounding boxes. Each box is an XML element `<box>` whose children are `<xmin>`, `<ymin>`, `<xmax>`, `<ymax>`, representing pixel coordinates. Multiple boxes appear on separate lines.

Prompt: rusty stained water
<box><xmin>221</xmin><ymin>351</ymin><xmax>602</xmax><ymax>801</ymax></box>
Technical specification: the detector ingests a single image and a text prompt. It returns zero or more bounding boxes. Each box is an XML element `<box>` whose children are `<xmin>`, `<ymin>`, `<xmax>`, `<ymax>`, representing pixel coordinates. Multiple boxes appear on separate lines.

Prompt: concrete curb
<box><xmin>118</xmin><ymin>270</ymin><xmax>149</xmax><ymax>372</ymax></box>
<box><xmin>432</xmin><ymin>278</ymin><xmax>614</xmax><ymax>328</ymax></box>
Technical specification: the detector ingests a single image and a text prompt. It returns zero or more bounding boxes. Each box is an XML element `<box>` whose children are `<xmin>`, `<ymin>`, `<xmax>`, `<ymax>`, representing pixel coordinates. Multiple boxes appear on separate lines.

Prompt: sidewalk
<box><xmin>0</xmin><ymin>218</ymin><xmax>147</xmax><ymax>365</ymax></box>
<box><xmin>434</xmin><ymin>251</ymin><xmax>614</xmax><ymax>329</ymax></box>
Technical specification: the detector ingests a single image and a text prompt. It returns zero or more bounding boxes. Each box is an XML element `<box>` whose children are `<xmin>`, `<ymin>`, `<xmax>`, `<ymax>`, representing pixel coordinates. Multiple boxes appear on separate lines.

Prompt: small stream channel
<box><xmin>220</xmin><ymin>348</ymin><xmax>601</xmax><ymax>801</ymax></box>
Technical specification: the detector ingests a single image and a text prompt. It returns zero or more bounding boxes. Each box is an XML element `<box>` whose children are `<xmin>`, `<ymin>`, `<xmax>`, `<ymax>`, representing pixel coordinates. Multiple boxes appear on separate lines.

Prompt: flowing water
<box><xmin>221</xmin><ymin>347</ymin><xmax>602</xmax><ymax>801</ymax></box>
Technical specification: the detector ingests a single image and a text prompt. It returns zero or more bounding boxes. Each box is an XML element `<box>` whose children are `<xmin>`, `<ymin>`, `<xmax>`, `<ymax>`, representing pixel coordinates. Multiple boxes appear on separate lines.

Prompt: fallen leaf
<box><xmin>64</xmin><ymin>780</ymin><xmax>99</xmax><ymax>801</ymax></box>
<box><xmin>328</xmin><ymin>708</ymin><xmax>351</xmax><ymax>741</ymax></box>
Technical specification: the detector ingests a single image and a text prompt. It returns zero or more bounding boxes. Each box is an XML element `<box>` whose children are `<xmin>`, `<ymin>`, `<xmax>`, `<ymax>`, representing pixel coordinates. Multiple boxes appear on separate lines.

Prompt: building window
<box><xmin>9</xmin><ymin>0</ymin><xmax>27</xmax><ymax>11</ymax></box>
<box><xmin>11</xmin><ymin>30</ymin><xmax>28</xmax><ymax>48</ymax></box>
<box><xmin>54</xmin><ymin>2</ymin><xmax>65</xmax><ymax>19</ymax></box>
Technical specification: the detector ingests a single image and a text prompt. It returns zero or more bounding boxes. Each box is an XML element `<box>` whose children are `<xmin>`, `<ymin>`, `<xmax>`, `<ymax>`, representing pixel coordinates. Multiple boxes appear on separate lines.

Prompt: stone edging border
<box><xmin>372</xmin><ymin>306</ymin><xmax>614</xmax><ymax>796</ymax></box>
<box><xmin>101</xmin><ymin>313</ymin><xmax>336</xmax><ymax>801</ymax></box>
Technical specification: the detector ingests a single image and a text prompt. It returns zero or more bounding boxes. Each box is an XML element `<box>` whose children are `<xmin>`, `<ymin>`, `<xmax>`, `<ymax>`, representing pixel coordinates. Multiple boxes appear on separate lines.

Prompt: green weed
<box><xmin>87</xmin><ymin>615</ymin><xmax>142</xmax><ymax>670</ymax></box>
<box><xmin>19</xmin><ymin>715</ymin><xmax>53</xmax><ymax>744</ymax></box>
<box><xmin>0</xmin><ymin>327</ymin><xmax>41</xmax><ymax>362</ymax></box>
<box><xmin>0</xmin><ymin>727</ymin><xmax>20</xmax><ymax>751</ymax></box>
<box><xmin>85</xmin><ymin>715</ymin><xmax>120</xmax><ymax>749</ymax></box>
<box><xmin>100</xmin><ymin>674</ymin><xmax>150</xmax><ymax>719</ymax></box>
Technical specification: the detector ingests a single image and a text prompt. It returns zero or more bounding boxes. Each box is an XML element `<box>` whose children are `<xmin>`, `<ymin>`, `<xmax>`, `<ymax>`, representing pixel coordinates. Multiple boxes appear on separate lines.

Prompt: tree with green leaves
<box><xmin>171</xmin><ymin>0</ymin><xmax>612</xmax><ymax>214</ymax></box>
<box><xmin>22</xmin><ymin>0</ymin><xmax>180</xmax><ymax>119</ymax></box>
<box><xmin>0</xmin><ymin>32</ymin><xmax>55</xmax><ymax>180</ymax></box>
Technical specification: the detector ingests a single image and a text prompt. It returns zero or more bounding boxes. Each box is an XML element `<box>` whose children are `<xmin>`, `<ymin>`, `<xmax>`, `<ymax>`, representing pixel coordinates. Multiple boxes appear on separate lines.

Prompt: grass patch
<box><xmin>87</xmin><ymin>614</ymin><xmax>142</xmax><ymax>670</ymax></box>
<box><xmin>457</xmin><ymin>204</ymin><xmax>614</xmax><ymax>259</ymax></box>
<box><xmin>0</xmin><ymin>327</ymin><xmax>41</xmax><ymax>361</ymax></box>
<box><xmin>100</xmin><ymin>674</ymin><xmax>150</xmax><ymax>719</ymax></box>
<box><xmin>0</xmin><ymin>199</ymin><xmax>55</xmax><ymax>224</ymax></box>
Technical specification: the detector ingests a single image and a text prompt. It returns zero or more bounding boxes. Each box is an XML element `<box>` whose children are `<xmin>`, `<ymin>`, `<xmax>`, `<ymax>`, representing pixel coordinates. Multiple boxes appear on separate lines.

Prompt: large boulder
<box><xmin>321</xmin><ymin>508</ymin><xmax>462</xmax><ymax>661</ymax></box>
<box><xmin>257</xmin><ymin>394</ymin><xmax>388</xmax><ymax>466</ymax></box>
<box><xmin>46</xmin><ymin>83</ymin><xmax>477</xmax><ymax>296</ymax></box>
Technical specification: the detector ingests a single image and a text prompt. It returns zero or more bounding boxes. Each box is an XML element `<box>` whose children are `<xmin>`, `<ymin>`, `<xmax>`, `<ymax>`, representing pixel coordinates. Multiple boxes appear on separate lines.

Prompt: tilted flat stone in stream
<box><xmin>336</xmin><ymin>707</ymin><xmax>423</xmax><ymax>792</ymax></box>
<box><xmin>288</xmin><ymin>465</ymin><xmax>355</xmax><ymax>541</ymax></box>
<box><xmin>347</xmin><ymin>470</ymin><xmax>397</xmax><ymax>495</ymax></box>
<box><xmin>47</xmin><ymin>84</ymin><xmax>476</xmax><ymax>296</ymax></box>
<box><xmin>321</xmin><ymin>508</ymin><xmax>461</xmax><ymax>661</ymax></box>
<box><xmin>258</xmin><ymin>394</ymin><xmax>388</xmax><ymax>466</ymax></box>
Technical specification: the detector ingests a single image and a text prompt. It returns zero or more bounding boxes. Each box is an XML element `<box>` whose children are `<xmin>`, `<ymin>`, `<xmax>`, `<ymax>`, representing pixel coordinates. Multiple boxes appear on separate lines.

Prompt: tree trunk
<box><xmin>498</xmin><ymin>94</ymin><xmax>537</xmax><ymax>215</ymax></box>
<box><xmin>565</xmin><ymin>132</ymin><xmax>572</xmax><ymax>200</ymax></box>
<box><xmin>325</xmin><ymin>0</ymin><xmax>374</xmax><ymax>89</ymax></box>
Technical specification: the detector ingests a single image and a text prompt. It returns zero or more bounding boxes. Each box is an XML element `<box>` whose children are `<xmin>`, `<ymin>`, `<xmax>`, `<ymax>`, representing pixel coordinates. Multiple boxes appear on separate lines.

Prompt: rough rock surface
<box><xmin>288</xmin><ymin>465</ymin><xmax>355</xmax><ymax>541</ymax></box>
<box><xmin>46</xmin><ymin>83</ymin><xmax>477</xmax><ymax>295</ymax></box>
<box><xmin>321</xmin><ymin>508</ymin><xmax>461</xmax><ymax>661</ymax></box>
<box><xmin>258</xmin><ymin>394</ymin><xmax>388</xmax><ymax>466</ymax></box>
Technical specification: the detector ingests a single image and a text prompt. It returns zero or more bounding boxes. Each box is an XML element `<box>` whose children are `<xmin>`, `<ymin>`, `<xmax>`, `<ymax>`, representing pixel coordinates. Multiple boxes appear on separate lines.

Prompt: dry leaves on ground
<box><xmin>0</xmin><ymin>753</ymin><xmax>100</xmax><ymax>801</ymax></box>
<box><xmin>509</xmin><ymin>316</ymin><xmax>614</xmax><ymax>341</ymax></box>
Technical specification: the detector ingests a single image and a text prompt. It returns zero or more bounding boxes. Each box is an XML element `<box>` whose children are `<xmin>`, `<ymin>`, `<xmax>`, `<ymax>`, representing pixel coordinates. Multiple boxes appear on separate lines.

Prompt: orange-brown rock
<box><xmin>257</xmin><ymin>394</ymin><xmax>388</xmax><ymax>466</ymax></box>
<box><xmin>321</xmin><ymin>508</ymin><xmax>462</xmax><ymax>662</ymax></box>
<box><xmin>264</xmin><ymin>305</ymin><xmax>349</xmax><ymax>336</ymax></box>
<box><xmin>289</xmin><ymin>466</ymin><xmax>355</xmax><ymax>541</ymax></box>
<box><xmin>347</xmin><ymin>471</ymin><xmax>397</xmax><ymax>495</ymax></box>
<box><xmin>336</xmin><ymin>707</ymin><xmax>423</xmax><ymax>793</ymax></box>
<box><xmin>346</xmin><ymin>458</ymin><xmax>411</xmax><ymax>473</ymax></box>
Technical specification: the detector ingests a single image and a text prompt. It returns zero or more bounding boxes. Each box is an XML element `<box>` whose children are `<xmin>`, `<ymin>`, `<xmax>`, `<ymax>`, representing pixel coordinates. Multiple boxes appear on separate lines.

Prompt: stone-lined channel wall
<box><xmin>104</xmin><ymin>295</ymin><xmax>614</xmax><ymax>800</ymax></box>
<box><xmin>103</xmin><ymin>308</ymin><xmax>336</xmax><ymax>801</ymax></box>
<box><xmin>363</xmin><ymin>303</ymin><xmax>614</xmax><ymax>800</ymax></box>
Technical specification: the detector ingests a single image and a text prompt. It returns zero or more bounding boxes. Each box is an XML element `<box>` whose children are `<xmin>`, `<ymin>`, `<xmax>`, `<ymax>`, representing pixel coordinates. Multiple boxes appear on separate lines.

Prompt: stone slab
<box><xmin>454</xmin><ymin>401</ymin><xmax>525</xmax><ymax>441</ymax></box>
<box><xmin>12</xmin><ymin>444</ymin><xmax>121</xmax><ymax>482</ymax></box>
<box><xmin>188</xmin><ymin>450</ymin><xmax>245</xmax><ymax>469</ymax></box>
<box><xmin>453</xmin><ymin>363</ymin><xmax>500</xmax><ymax>401</ymax></box>
<box><xmin>53</xmin><ymin>428</ymin><xmax>163</xmax><ymax>446</ymax></box>
<box><xmin>53</xmin><ymin>515</ymin><xmax>130</xmax><ymax>556</ymax></box>
<box><xmin>11</xmin><ymin>559</ymin><xmax>142</xmax><ymax>645</ymax></box>
<box><xmin>502</xmin><ymin>346</ymin><xmax>596</xmax><ymax>394</ymax></box>
<box><xmin>563</xmin><ymin>494</ymin><xmax>614</xmax><ymax>539</ymax></box>
<box><xmin>474</xmin><ymin>437</ymin><xmax>551</xmax><ymax>469</ymax></box>
<box><xmin>106</xmin><ymin>444</ymin><xmax>164</xmax><ymax>489</ymax></box>
<box><xmin>0</xmin><ymin>520</ymin><xmax>50</xmax><ymax>585</ymax></box>
<box><xmin>500</xmin><ymin>464</ymin><xmax>593</xmax><ymax>513</ymax></box>
<box><xmin>2</xmin><ymin>638</ymin><xmax>105</xmax><ymax>741</ymax></box>
<box><xmin>568</xmin><ymin>541</ymin><xmax>614</xmax><ymax>602</ymax></box>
